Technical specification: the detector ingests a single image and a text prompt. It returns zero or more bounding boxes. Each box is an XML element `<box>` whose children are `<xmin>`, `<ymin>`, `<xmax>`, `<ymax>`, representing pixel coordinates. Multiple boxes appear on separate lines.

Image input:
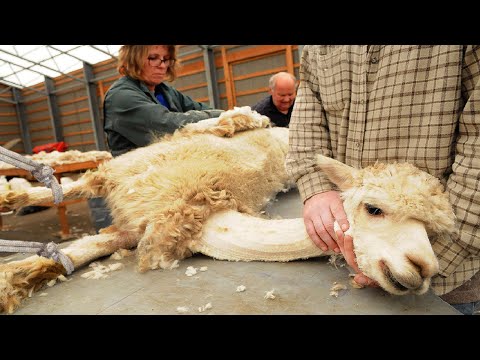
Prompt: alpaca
<box><xmin>0</xmin><ymin>107</ymin><xmax>455</xmax><ymax>314</ymax></box>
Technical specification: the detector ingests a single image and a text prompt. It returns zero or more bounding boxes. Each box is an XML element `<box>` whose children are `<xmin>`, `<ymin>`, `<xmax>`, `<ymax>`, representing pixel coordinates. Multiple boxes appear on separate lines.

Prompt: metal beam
<box><xmin>0</xmin><ymin>97</ymin><xmax>17</xmax><ymax>105</ymax></box>
<box><xmin>83</xmin><ymin>62</ymin><xmax>106</xmax><ymax>151</ymax></box>
<box><xmin>202</xmin><ymin>47</ymin><xmax>220</xmax><ymax>109</ymax></box>
<box><xmin>0</xmin><ymin>83</ymin><xmax>17</xmax><ymax>104</ymax></box>
<box><xmin>12</xmin><ymin>88</ymin><xmax>32</xmax><ymax>154</ymax></box>
<box><xmin>44</xmin><ymin>76</ymin><xmax>64</xmax><ymax>142</ymax></box>
<box><xmin>0</xmin><ymin>85</ymin><xmax>13</xmax><ymax>95</ymax></box>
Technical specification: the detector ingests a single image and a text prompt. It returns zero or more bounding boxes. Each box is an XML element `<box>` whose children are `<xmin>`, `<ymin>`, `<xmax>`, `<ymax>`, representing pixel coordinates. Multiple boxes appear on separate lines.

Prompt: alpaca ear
<box><xmin>315</xmin><ymin>154</ymin><xmax>358</xmax><ymax>191</ymax></box>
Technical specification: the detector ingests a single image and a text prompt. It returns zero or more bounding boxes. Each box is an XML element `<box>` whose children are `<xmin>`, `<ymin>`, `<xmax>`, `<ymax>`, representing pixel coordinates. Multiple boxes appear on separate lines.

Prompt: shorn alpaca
<box><xmin>0</xmin><ymin>107</ymin><xmax>455</xmax><ymax>314</ymax></box>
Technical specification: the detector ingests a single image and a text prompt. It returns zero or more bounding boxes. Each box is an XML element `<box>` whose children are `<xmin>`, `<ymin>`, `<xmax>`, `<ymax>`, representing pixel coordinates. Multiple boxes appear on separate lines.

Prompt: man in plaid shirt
<box><xmin>286</xmin><ymin>46</ymin><xmax>480</xmax><ymax>315</ymax></box>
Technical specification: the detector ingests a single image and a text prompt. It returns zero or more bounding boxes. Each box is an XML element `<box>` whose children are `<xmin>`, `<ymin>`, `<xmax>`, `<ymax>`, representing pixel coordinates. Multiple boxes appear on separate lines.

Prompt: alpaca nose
<box><xmin>406</xmin><ymin>253</ymin><xmax>439</xmax><ymax>279</ymax></box>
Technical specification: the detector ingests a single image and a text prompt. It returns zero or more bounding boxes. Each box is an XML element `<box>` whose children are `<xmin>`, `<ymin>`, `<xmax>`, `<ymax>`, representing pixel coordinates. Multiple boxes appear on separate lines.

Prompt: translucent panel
<box><xmin>69</xmin><ymin>46</ymin><xmax>110</xmax><ymax>63</ymax></box>
<box><xmin>13</xmin><ymin>45</ymin><xmax>44</xmax><ymax>56</ymax></box>
<box><xmin>0</xmin><ymin>50</ymin><xmax>34</xmax><ymax>68</ymax></box>
<box><xmin>0</xmin><ymin>45</ymin><xmax>16</xmax><ymax>54</ymax></box>
<box><xmin>0</xmin><ymin>45</ymin><xmax>121</xmax><ymax>89</ymax></box>
<box><xmin>22</xmin><ymin>46</ymin><xmax>60</xmax><ymax>63</ymax></box>
<box><xmin>41</xmin><ymin>53</ymin><xmax>81</xmax><ymax>73</ymax></box>
<box><xmin>92</xmin><ymin>45</ymin><xmax>122</xmax><ymax>55</ymax></box>
<box><xmin>0</xmin><ymin>63</ymin><xmax>22</xmax><ymax>77</ymax></box>
<box><xmin>30</xmin><ymin>65</ymin><xmax>61</xmax><ymax>78</ymax></box>
<box><xmin>4</xmin><ymin>69</ymin><xmax>42</xmax><ymax>87</ymax></box>
<box><xmin>49</xmin><ymin>45</ymin><xmax>80</xmax><ymax>52</ymax></box>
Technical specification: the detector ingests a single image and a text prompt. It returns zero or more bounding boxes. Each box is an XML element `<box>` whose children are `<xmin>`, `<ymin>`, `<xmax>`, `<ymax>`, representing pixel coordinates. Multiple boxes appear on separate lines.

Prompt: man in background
<box><xmin>252</xmin><ymin>71</ymin><xmax>297</xmax><ymax>127</ymax></box>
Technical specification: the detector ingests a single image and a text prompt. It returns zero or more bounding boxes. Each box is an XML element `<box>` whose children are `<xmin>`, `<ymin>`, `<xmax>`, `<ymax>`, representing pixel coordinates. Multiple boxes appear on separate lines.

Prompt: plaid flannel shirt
<box><xmin>286</xmin><ymin>45</ymin><xmax>480</xmax><ymax>296</ymax></box>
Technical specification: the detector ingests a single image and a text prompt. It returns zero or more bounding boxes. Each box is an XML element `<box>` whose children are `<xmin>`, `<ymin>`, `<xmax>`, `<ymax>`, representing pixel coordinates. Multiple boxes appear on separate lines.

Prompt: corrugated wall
<box><xmin>0</xmin><ymin>84</ymin><xmax>22</xmax><ymax>153</ymax></box>
<box><xmin>22</xmin><ymin>90</ymin><xmax>52</xmax><ymax>149</ymax></box>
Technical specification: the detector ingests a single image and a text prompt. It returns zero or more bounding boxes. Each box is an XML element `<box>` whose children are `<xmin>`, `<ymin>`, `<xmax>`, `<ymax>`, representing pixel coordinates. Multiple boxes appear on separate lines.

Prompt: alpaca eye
<box><xmin>365</xmin><ymin>203</ymin><xmax>383</xmax><ymax>216</ymax></box>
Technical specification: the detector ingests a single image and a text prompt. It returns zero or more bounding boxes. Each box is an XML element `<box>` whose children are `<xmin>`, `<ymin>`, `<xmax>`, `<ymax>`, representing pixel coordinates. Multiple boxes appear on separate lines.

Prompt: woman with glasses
<box><xmin>104</xmin><ymin>45</ymin><xmax>224</xmax><ymax>157</ymax></box>
<box><xmin>89</xmin><ymin>45</ymin><xmax>224</xmax><ymax>233</ymax></box>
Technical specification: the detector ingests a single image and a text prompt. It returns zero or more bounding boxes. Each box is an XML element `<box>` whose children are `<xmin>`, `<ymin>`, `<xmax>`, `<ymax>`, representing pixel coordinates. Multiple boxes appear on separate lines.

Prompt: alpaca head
<box><xmin>316</xmin><ymin>155</ymin><xmax>455</xmax><ymax>295</ymax></box>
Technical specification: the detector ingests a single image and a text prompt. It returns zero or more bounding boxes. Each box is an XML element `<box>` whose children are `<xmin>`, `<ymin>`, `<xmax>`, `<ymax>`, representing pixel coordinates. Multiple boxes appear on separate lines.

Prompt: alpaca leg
<box><xmin>180</xmin><ymin>109</ymin><xmax>269</xmax><ymax>138</ymax></box>
<box><xmin>0</xmin><ymin>169</ymin><xmax>110</xmax><ymax>211</ymax></box>
<box><xmin>205</xmin><ymin>113</ymin><xmax>270</xmax><ymax>137</ymax></box>
<box><xmin>0</xmin><ymin>178</ymin><xmax>91</xmax><ymax>210</ymax></box>
<box><xmin>0</xmin><ymin>226</ymin><xmax>138</xmax><ymax>314</ymax></box>
<box><xmin>61</xmin><ymin>226</ymin><xmax>139</xmax><ymax>267</ymax></box>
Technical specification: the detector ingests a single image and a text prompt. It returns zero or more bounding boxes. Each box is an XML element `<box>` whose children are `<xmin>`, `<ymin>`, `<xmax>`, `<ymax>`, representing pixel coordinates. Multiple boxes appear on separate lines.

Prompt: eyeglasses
<box><xmin>148</xmin><ymin>56</ymin><xmax>176</xmax><ymax>67</ymax></box>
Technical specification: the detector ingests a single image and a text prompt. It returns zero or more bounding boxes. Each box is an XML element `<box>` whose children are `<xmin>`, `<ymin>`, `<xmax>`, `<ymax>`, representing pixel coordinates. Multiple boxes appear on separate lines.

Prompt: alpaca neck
<box><xmin>193</xmin><ymin>209</ymin><xmax>329</xmax><ymax>261</ymax></box>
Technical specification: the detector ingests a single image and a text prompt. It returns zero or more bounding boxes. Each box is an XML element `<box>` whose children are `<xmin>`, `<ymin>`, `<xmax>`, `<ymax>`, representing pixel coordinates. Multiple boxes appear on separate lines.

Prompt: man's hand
<box><xmin>335</xmin><ymin>231</ymin><xmax>378</xmax><ymax>288</ymax></box>
<box><xmin>303</xmin><ymin>191</ymin><xmax>349</xmax><ymax>253</ymax></box>
<box><xmin>304</xmin><ymin>190</ymin><xmax>378</xmax><ymax>287</ymax></box>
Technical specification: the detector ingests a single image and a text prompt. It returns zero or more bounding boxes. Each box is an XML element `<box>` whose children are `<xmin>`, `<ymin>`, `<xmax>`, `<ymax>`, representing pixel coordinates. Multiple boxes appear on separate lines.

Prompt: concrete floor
<box><xmin>0</xmin><ymin>189</ymin><xmax>460</xmax><ymax>315</ymax></box>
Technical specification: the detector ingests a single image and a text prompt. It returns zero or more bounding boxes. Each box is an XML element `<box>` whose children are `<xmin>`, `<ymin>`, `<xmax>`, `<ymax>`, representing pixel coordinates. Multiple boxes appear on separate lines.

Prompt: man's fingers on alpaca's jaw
<box><xmin>342</xmin><ymin>250</ymin><xmax>354</xmax><ymax>269</ymax></box>
<box><xmin>354</xmin><ymin>274</ymin><xmax>378</xmax><ymax>288</ymax></box>
<box><xmin>322</xmin><ymin>215</ymin><xmax>337</xmax><ymax>244</ymax></box>
<box><xmin>308</xmin><ymin>217</ymin><xmax>339</xmax><ymax>252</ymax></box>
<box><xmin>305</xmin><ymin>221</ymin><xmax>328</xmax><ymax>251</ymax></box>
<box><xmin>315</xmin><ymin>226</ymin><xmax>338</xmax><ymax>252</ymax></box>
<box><xmin>312</xmin><ymin>236</ymin><xmax>327</xmax><ymax>252</ymax></box>
<box><xmin>331</xmin><ymin>207</ymin><xmax>349</xmax><ymax>232</ymax></box>
<box><xmin>335</xmin><ymin>230</ymin><xmax>345</xmax><ymax>253</ymax></box>
<box><xmin>313</xmin><ymin>216</ymin><xmax>338</xmax><ymax>251</ymax></box>
<box><xmin>338</xmin><ymin>221</ymin><xmax>349</xmax><ymax>232</ymax></box>
<box><xmin>348</xmin><ymin>257</ymin><xmax>361</xmax><ymax>274</ymax></box>
<box><xmin>340</xmin><ymin>236</ymin><xmax>356</xmax><ymax>270</ymax></box>
<box><xmin>322</xmin><ymin>236</ymin><xmax>340</xmax><ymax>253</ymax></box>
<box><xmin>323</xmin><ymin>223</ymin><xmax>341</xmax><ymax>253</ymax></box>
<box><xmin>313</xmin><ymin>237</ymin><xmax>328</xmax><ymax>252</ymax></box>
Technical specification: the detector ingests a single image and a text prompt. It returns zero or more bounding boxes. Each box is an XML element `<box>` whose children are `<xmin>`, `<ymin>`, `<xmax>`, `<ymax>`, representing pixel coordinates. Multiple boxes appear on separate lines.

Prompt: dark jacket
<box><xmin>251</xmin><ymin>95</ymin><xmax>293</xmax><ymax>128</ymax></box>
<box><xmin>104</xmin><ymin>76</ymin><xmax>223</xmax><ymax>157</ymax></box>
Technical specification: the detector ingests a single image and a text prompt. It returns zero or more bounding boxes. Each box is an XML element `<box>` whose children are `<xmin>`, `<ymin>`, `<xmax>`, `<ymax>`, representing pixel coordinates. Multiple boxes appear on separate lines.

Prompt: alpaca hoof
<box><xmin>0</xmin><ymin>258</ymin><xmax>64</xmax><ymax>314</ymax></box>
<box><xmin>0</xmin><ymin>271</ymin><xmax>32</xmax><ymax>314</ymax></box>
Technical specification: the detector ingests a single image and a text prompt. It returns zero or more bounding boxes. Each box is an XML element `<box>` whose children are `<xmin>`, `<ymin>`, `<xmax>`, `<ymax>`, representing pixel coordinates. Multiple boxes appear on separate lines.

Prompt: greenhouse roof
<box><xmin>0</xmin><ymin>45</ymin><xmax>121</xmax><ymax>89</ymax></box>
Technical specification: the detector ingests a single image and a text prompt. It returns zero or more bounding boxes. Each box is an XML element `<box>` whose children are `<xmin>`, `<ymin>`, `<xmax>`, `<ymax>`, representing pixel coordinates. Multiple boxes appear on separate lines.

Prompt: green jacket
<box><xmin>104</xmin><ymin>76</ymin><xmax>223</xmax><ymax>157</ymax></box>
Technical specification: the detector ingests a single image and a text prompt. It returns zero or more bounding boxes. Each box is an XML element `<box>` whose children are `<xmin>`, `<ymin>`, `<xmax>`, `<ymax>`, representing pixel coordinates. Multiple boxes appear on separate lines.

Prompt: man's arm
<box><xmin>286</xmin><ymin>46</ymin><xmax>350</xmax><ymax>254</ymax></box>
<box><xmin>435</xmin><ymin>45</ymin><xmax>480</xmax><ymax>277</ymax></box>
<box><xmin>286</xmin><ymin>45</ymin><xmax>335</xmax><ymax>201</ymax></box>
